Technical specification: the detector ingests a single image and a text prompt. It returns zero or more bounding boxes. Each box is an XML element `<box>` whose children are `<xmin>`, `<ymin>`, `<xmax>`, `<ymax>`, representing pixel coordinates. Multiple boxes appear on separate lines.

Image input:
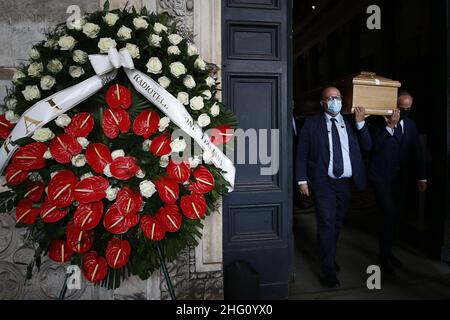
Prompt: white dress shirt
<box><xmin>298</xmin><ymin>113</ymin><xmax>365</xmax><ymax>185</ymax></box>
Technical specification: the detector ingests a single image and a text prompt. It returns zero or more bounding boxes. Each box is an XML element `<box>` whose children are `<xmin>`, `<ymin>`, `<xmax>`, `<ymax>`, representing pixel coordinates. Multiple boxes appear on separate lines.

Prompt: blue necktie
<box><xmin>331</xmin><ymin>118</ymin><xmax>344</xmax><ymax>178</ymax></box>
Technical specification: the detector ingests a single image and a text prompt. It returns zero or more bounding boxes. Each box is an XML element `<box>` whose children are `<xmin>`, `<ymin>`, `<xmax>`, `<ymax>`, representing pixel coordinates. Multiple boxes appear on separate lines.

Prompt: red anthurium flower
<box><xmin>102</xmin><ymin>108</ymin><xmax>131</xmax><ymax>139</ymax></box>
<box><xmin>153</xmin><ymin>176</ymin><xmax>179</xmax><ymax>204</ymax></box>
<box><xmin>210</xmin><ymin>125</ymin><xmax>234</xmax><ymax>146</ymax></box>
<box><xmin>0</xmin><ymin>114</ymin><xmax>14</xmax><ymax>139</ymax></box>
<box><xmin>156</xmin><ymin>204</ymin><xmax>182</xmax><ymax>232</ymax></box>
<box><xmin>105</xmin><ymin>84</ymin><xmax>132</xmax><ymax>110</ymax></box>
<box><xmin>140</xmin><ymin>215</ymin><xmax>166</xmax><ymax>241</ymax></box>
<box><xmin>74</xmin><ymin>176</ymin><xmax>109</xmax><ymax>203</ymax></box>
<box><xmin>49</xmin><ymin>134</ymin><xmax>82</xmax><ymax>164</ymax></box>
<box><xmin>109</xmin><ymin>156</ymin><xmax>140</xmax><ymax>180</ymax></box>
<box><xmin>189</xmin><ymin>166</ymin><xmax>215</xmax><ymax>194</ymax></box>
<box><xmin>5</xmin><ymin>164</ymin><xmax>28</xmax><ymax>186</ymax></box>
<box><xmin>85</xmin><ymin>143</ymin><xmax>112</xmax><ymax>174</ymax></box>
<box><xmin>66</xmin><ymin>221</ymin><xmax>94</xmax><ymax>254</ymax></box>
<box><xmin>105</xmin><ymin>238</ymin><xmax>131</xmax><ymax>269</ymax></box>
<box><xmin>133</xmin><ymin>110</ymin><xmax>160</xmax><ymax>139</ymax></box>
<box><xmin>24</xmin><ymin>181</ymin><xmax>45</xmax><ymax>203</ymax></box>
<box><xmin>150</xmin><ymin>133</ymin><xmax>171</xmax><ymax>157</ymax></box>
<box><xmin>103</xmin><ymin>203</ymin><xmax>140</xmax><ymax>235</ymax></box>
<box><xmin>180</xmin><ymin>193</ymin><xmax>207</xmax><ymax>220</ymax></box>
<box><xmin>73</xmin><ymin>201</ymin><xmax>104</xmax><ymax>231</ymax></box>
<box><xmin>15</xmin><ymin>199</ymin><xmax>39</xmax><ymax>225</ymax></box>
<box><xmin>115</xmin><ymin>187</ymin><xmax>142</xmax><ymax>216</ymax></box>
<box><xmin>47</xmin><ymin>170</ymin><xmax>78</xmax><ymax>208</ymax></box>
<box><xmin>12</xmin><ymin>142</ymin><xmax>47</xmax><ymax>170</ymax></box>
<box><xmin>40</xmin><ymin>197</ymin><xmax>69</xmax><ymax>223</ymax></box>
<box><xmin>82</xmin><ymin>251</ymin><xmax>108</xmax><ymax>283</ymax></box>
<box><xmin>65</xmin><ymin>112</ymin><xmax>94</xmax><ymax>138</ymax></box>
<box><xmin>166</xmin><ymin>160</ymin><xmax>190</xmax><ymax>183</ymax></box>
<box><xmin>48</xmin><ymin>240</ymin><xmax>72</xmax><ymax>263</ymax></box>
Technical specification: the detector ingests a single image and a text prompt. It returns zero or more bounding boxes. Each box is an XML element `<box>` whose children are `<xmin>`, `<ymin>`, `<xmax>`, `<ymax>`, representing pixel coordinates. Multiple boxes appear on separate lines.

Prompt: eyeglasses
<box><xmin>323</xmin><ymin>96</ymin><xmax>342</xmax><ymax>102</ymax></box>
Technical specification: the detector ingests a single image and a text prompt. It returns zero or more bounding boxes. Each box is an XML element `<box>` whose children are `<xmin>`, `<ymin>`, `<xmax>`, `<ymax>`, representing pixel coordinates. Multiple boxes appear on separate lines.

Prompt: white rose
<box><xmin>58</xmin><ymin>35</ymin><xmax>77</xmax><ymax>50</ymax></box>
<box><xmin>27</xmin><ymin>62</ymin><xmax>43</xmax><ymax>77</ymax></box>
<box><xmin>139</xmin><ymin>180</ymin><xmax>157</xmax><ymax>198</ymax></box>
<box><xmin>159</xmin><ymin>155</ymin><xmax>170</xmax><ymax>168</ymax></box>
<box><xmin>167</xmin><ymin>45</ymin><xmax>180</xmax><ymax>55</ymax></box>
<box><xmin>125</xmin><ymin>43</ymin><xmax>140</xmax><ymax>59</ymax></box>
<box><xmin>189</xmin><ymin>96</ymin><xmax>204</xmax><ymax>110</ymax></box>
<box><xmin>22</xmin><ymin>85</ymin><xmax>41</xmax><ymax>101</ymax></box>
<box><xmin>103</xmin><ymin>164</ymin><xmax>112</xmax><ymax>177</ymax></box>
<box><xmin>203</xmin><ymin>150</ymin><xmax>214</xmax><ymax>164</ymax></box>
<box><xmin>31</xmin><ymin>128</ymin><xmax>54</xmax><ymax>142</ymax></box>
<box><xmin>83</xmin><ymin>23</ymin><xmax>100</xmax><ymax>38</ymax></box>
<box><xmin>71</xmin><ymin>154</ymin><xmax>86</xmax><ymax>167</ymax></box>
<box><xmin>111</xmin><ymin>149</ymin><xmax>125</xmax><ymax>160</ymax></box>
<box><xmin>188</xmin><ymin>155</ymin><xmax>201</xmax><ymax>168</ymax></box>
<box><xmin>80</xmin><ymin>172</ymin><xmax>94</xmax><ymax>180</ymax></box>
<box><xmin>183</xmin><ymin>75</ymin><xmax>196</xmax><ymax>89</ymax></box>
<box><xmin>195</xmin><ymin>57</ymin><xmax>207</xmax><ymax>70</ymax></box>
<box><xmin>187</xmin><ymin>43</ymin><xmax>199</xmax><ymax>56</ymax></box>
<box><xmin>206</xmin><ymin>76</ymin><xmax>216</xmax><ymax>87</ymax></box>
<box><xmin>117</xmin><ymin>26</ymin><xmax>132</xmax><ymax>40</ymax></box>
<box><xmin>197</xmin><ymin>114</ymin><xmax>211</xmax><ymax>128</ymax></box>
<box><xmin>103</xmin><ymin>13</ymin><xmax>119</xmax><ymax>26</ymax></box>
<box><xmin>158</xmin><ymin>117</ymin><xmax>170</xmax><ymax>132</ymax></box>
<box><xmin>55</xmin><ymin>114</ymin><xmax>71</xmax><ymax>127</ymax></box>
<box><xmin>153</xmin><ymin>22</ymin><xmax>168</xmax><ymax>34</ymax></box>
<box><xmin>210</xmin><ymin>103</ymin><xmax>220</xmax><ymax>117</ymax></box>
<box><xmin>177</xmin><ymin>92</ymin><xmax>189</xmax><ymax>105</ymax></box>
<box><xmin>146</xmin><ymin>57</ymin><xmax>162</xmax><ymax>74</ymax></box>
<box><xmin>142</xmin><ymin>139</ymin><xmax>152</xmax><ymax>151</ymax></box>
<box><xmin>202</xmin><ymin>90</ymin><xmax>212</xmax><ymax>100</ymax></box>
<box><xmin>98</xmin><ymin>37</ymin><xmax>117</xmax><ymax>53</ymax></box>
<box><xmin>133</xmin><ymin>17</ymin><xmax>149</xmax><ymax>30</ymax></box>
<box><xmin>158</xmin><ymin>76</ymin><xmax>171</xmax><ymax>88</ymax></box>
<box><xmin>47</xmin><ymin>59</ymin><xmax>63</xmax><ymax>74</ymax></box>
<box><xmin>135</xmin><ymin>169</ymin><xmax>146</xmax><ymax>179</ymax></box>
<box><xmin>30</xmin><ymin>48</ymin><xmax>40</xmax><ymax>60</ymax></box>
<box><xmin>73</xmin><ymin>50</ymin><xmax>88</xmax><ymax>64</ymax></box>
<box><xmin>5</xmin><ymin>111</ymin><xmax>19</xmax><ymax>123</ymax></box>
<box><xmin>148</xmin><ymin>34</ymin><xmax>162</xmax><ymax>47</ymax></box>
<box><xmin>77</xmin><ymin>137</ymin><xmax>90</xmax><ymax>149</ymax></box>
<box><xmin>169</xmin><ymin>62</ymin><xmax>187</xmax><ymax>78</ymax></box>
<box><xmin>69</xmin><ymin>65</ymin><xmax>85</xmax><ymax>78</ymax></box>
<box><xmin>12</xmin><ymin>70</ymin><xmax>26</xmax><ymax>84</ymax></box>
<box><xmin>168</xmin><ymin>34</ymin><xmax>183</xmax><ymax>46</ymax></box>
<box><xmin>70</xmin><ymin>16</ymin><xmax>85</xmax><ymax>31</ymax></box>
<box><xmin>40</xmin><ymin>75</ymin><xmax>56</xmax><ymax>90</ymax></box>
<box><xmin>105</xmin><ymin>186</ymin><xmax>119</xmax><ymax>201</ymax></box>
<box><xmin>43</xmin><ymin>150</ymin><xmax>53</xmax><ymax>159</ymax></box>
<box><xmin>5</xmin><ymin>98</ymin><xmax>17</xmax><ymax>110</ymax></box>
<box><xmin>170</xmin><ymin>138</ymin><xmax>186</xmax><ymax>153</ymax></box>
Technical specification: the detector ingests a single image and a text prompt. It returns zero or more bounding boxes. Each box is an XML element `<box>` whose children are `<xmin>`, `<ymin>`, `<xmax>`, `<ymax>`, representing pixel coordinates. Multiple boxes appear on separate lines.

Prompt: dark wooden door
<box><xmin>221</xmin><ymin>0</ymin><xmax>293</xmax><ymax>299</ymax></box>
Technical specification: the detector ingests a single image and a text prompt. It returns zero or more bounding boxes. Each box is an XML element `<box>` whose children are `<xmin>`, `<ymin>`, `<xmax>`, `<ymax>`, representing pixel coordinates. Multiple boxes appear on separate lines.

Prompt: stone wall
<box><xmin>0</xmin><ymin>0</ymin><xmax>223</xmax><ymax>300</ymax></box>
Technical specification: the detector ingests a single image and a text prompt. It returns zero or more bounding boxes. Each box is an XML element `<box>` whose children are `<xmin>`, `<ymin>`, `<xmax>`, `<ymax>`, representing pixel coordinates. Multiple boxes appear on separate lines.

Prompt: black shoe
<box><xmin>389</xmin><ymin>254</ymin><xmax>403</xmax><ymax>269</ymax></box>
<box><xmin>335</xmin><ymin>261</ymin><xmax>341</xmax><ymax>273</ymax></box>
<box><xmin>323</xmin><ymin>275</ymin><xmax>341</xmax><ymax>288</ymax></box>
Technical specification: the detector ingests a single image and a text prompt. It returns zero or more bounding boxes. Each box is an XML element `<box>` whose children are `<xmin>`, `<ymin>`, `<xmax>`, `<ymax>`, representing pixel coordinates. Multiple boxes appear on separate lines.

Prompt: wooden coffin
<box><xmin>338</xmin><ymin>71</ymin><xmax>401</xmax><ymax>116</ymax></box>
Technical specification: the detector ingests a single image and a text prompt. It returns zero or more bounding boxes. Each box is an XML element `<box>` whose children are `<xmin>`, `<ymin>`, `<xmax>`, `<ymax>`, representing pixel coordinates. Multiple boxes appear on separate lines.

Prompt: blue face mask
<box><xmin>327</xmin><ymin>99</ymin><xmax>342</xmax><ymax>114</ymax></box>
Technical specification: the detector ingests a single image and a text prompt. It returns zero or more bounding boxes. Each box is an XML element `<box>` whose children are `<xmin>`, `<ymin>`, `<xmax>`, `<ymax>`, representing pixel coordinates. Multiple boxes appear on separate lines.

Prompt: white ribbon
<box><xmin>0</xmin><ymin>48</ymin><xmax>235</xmax><ymax>191</ymax></box>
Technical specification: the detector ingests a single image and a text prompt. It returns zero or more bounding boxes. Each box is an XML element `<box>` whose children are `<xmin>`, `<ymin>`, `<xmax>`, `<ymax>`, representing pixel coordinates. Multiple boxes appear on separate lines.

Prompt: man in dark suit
<box><xmin>369</xmin><ymin>91</ymin><xmax>427</xmax><ymax>274</ymax></box>
<box><xmin>296</xmin><ymin>87</ymin><xmax>372</xmax><ymax>287</ymax></box>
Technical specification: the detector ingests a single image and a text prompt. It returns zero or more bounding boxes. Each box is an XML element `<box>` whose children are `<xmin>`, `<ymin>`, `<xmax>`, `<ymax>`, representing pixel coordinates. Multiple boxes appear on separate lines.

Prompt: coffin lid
<box><xmin>353</xmin><ymin>71</ymin><xmax>401</xmax><ymax>88</ymax></box>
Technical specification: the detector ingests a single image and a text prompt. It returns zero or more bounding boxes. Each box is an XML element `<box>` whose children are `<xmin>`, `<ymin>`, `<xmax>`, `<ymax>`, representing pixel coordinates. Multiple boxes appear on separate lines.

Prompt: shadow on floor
<box><xmin>289</xmin><ymin>188</ymin><xmax>450</xmax><ymax>300</ymax></box>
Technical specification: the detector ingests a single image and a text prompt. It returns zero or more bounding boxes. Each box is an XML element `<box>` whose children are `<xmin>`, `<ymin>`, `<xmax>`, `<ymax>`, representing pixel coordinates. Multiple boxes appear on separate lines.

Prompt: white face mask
<box><xmin>327</xmin><ymin>99</ymin><xmax>342</xmax><ymax>114</ymax></box>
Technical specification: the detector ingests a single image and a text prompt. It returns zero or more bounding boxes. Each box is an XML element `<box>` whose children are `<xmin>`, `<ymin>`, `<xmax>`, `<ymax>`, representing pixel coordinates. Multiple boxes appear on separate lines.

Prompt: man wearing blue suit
<box><xmin>369</xmin><ymin>91</ymin><xmax>427</xmax><ymax>274</ymax></box>
<box><xmin>296</xmin><ymin>87</ymin><xmax>372</xmax><ymax>288</ymax></box>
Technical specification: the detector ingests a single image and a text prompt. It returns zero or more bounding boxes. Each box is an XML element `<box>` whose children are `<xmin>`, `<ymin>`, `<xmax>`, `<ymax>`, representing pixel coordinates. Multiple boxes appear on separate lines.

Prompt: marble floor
<box><xmin>289</xmin><ymin>190</ymin><xmax>450</xmax><ymax>300</ymax></box>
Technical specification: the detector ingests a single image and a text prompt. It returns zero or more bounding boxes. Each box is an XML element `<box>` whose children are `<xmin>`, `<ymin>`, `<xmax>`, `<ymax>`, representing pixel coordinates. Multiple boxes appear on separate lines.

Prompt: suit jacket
<box><xmin>369</xmin><ymin>117</ymin><xmax>426</xmax><ymax>184</ymax></box>
<box><xmin>295</xmin><ymin>113</ymin><xmax>372</xmax><ymax>191</ymax></box>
